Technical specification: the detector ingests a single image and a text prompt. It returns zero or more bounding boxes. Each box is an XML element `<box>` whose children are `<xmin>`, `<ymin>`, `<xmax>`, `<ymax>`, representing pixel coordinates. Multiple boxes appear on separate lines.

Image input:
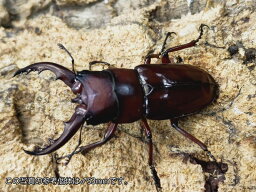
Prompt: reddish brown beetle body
<box><xmin>79</xmin><ymin>64</ymin><xmax>217</xmax><ymax>125</ymax></box>
<box><xmin>14</xmin><ymin>25</ymin><xmax>223</xmax><ymax>190</ymax></box>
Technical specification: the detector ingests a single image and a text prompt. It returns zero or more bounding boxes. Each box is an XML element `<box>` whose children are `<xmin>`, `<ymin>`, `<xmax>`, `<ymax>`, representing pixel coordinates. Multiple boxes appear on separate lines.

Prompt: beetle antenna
<box><xmin>57</xmin><ymin>43</ymin><xmax>76</xmax><ymax>74</ymax></box>
<box><xmin>160</xmin><ymin>32</ymin><xmax>176</xmax><ymax>53</ymax></box>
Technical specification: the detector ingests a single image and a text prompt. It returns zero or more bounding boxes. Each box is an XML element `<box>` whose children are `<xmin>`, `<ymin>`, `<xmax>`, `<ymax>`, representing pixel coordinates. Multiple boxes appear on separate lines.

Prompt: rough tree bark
<box><xmin>0</xmin><ymin>0</ymin><xmax>255</xmax><ymax>191</ymax></box>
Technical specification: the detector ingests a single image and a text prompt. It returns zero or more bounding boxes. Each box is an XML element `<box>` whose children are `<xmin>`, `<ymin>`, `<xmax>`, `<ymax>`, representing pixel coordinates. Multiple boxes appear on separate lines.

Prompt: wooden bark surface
<box><xmin>0</xmin><ymin>0</ymin><xmax>255</xmax><ymax>191</ymax></box>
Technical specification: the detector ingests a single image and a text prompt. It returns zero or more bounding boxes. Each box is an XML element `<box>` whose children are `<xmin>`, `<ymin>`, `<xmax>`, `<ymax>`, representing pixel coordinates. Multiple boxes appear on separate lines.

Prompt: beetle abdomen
<box><xmin>135</xmin><ymin>64</ymin><xmax>218</xmax><ymax>120</ymax></box>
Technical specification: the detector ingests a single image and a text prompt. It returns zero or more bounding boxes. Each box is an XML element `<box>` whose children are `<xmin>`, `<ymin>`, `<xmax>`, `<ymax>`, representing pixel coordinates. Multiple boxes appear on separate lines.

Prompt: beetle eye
<box><xmin>72</xmin><ymin>81</ymin><xmax>82</xmax><ymax>94</ymax></box>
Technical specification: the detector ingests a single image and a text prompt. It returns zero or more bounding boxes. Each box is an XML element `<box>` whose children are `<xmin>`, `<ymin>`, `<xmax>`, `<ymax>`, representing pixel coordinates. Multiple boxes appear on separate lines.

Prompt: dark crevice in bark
<box><xmin>182</xmin><ymin>154</ymin><xmax>228</xmax><ymax>192</ymax></box>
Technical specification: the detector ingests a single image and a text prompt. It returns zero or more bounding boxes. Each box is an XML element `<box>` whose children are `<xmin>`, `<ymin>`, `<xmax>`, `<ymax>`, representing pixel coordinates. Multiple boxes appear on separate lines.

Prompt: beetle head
<box><xmin>14</xmin><ymin>62</ymin><xmax>89</xmax><ymax>155</ymax></box>
<box><xmin>14</xmin><ymin>62</ymin><xmax>118</xmax><ymax>156</ymax></box>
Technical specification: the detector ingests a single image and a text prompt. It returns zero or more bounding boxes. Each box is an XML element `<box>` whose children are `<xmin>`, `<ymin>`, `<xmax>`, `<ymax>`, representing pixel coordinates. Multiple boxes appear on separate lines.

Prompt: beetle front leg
<box><xmin>67</xmin><ymin>123</ymin><xmax>118</xmax><ymax>155</ymax></box>
<box><xmin>56</xmin><ymin>125</ymin><xmax>84</xmax><ymax>165</ymax></box>
<box><xmin>56</xmin><ymin>123</ymin><xmax>118</xmax><ymax>164</ymax></box>
<box><xmin>79</xmin><ymin>122</ymin><xmax>118</xmax><ymax>154</ymax></box>
<box><xmin>140</xmin><ymin>118</ymin><xmax>161</xmax><ymax>191</ymax></box>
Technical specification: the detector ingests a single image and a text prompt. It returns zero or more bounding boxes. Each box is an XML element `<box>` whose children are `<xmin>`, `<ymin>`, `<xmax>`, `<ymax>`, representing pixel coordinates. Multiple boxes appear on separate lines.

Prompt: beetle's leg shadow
<box><xmin>140</xmin><ymin>118</ymin><xmax>162</xmax><ymax>192</ymax></box>
<box><xmin>89</xmin><ymin>61</ymin><xmax>112</xmax><ymax>71</ymax></box>
<box><xmin>170</xmin><ymin>119</ymin><xmax>225</xmax><ymax>174</ymax></box>
<box><xmin>160</xmin><ymin>32</ymin><xmax>177</xmax><ymax>64</ymax></box>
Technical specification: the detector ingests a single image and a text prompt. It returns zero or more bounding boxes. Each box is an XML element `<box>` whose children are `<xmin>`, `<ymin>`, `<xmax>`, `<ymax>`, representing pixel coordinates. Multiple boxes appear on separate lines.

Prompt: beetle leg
<box><xmin>89</xmin><ymin>61</ymin><xmax>111</xmax><ymax>71</ymax></box>
<box><xmin>145</xmin><ymin>25</ymin><xmax>208</xmax><ymax>65</ymax></box>
<box><xmin>56</xmin><ymin>123</ymin><xmax>117</xmax><ymax>164</ymax></box>
<box><xmin>56</xmin><ymin>124</ymin><xmax>84</xmax><ymax>165</ymax></box>
<box><xmin>161</xmin><ymin>52</ymin><xmax>173</xmax><ymax>64</ymax></box>
<box><xmin>69</xmin><ymin>122</ymin><xmax>118</xmax><ymax>156</ymax></box>
<box><xmin>161</xmin><ymin>24</ymin><xmax>209</xmax><ymax>55</ymax></box>
<box><xmin>144</xmin><ymin>54</ymin><xmax>160</xmax><ymax>65</ymax></box>
<box><xmin>140</xmin><ymin>118</ymin><xmax>161</xmax><ymax>190</ymax></box>
<box><xmin>23</xmin><ymin>104</ymin><xmax>87</xmax><ymax>155</ymax></box>
<box><xmin>144</xmin><ymin>53</ymin><xmax>175</xmax><ymax>65</ymax></box>
<box><xmin>145</xmin><ymin>32</ymin><xmax>176</xmax><ymax>65</ymax></box>
<box><xmin>160</xmin><ymin>32</ymin><xmax>177</xmax><ymax>53</ymax></box>
<box><xmin>170</xmin><ymin>119</ymin><xmax>217</xmax><ymax>162</ymax></box>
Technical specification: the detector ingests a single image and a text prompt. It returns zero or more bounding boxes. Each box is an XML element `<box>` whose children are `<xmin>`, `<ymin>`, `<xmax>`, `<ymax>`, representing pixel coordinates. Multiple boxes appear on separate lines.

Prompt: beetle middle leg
<box><xmin>140</xmin><ymin>118</ymin><xmax>161</xmax><ymax>191</ymax></box>
<box><xmin>145</xmin><ymin>24</ymin><xmax>209</xmax><ymax>65</ymax></box>
<box><xmin>161</xmin><ymin>24</ymin><xmax>209</xmax><ymax>56</ymax></box>
<box><xmin>144</xmin><ymin>54</ymin><xmax>160</xmax><ymax>65</ymax></box>
<box><xmin>144</xmin><ymin>32</ymin><xmax>176</xmax><ymax>65</ymax></box>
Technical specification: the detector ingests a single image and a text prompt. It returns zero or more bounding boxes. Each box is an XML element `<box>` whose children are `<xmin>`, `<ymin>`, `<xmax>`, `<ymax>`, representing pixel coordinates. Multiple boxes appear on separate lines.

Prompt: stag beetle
<box><xmin>14</xmin><ymin>24</ymin><xmax>219</xmax><ymax>190</ymax></box>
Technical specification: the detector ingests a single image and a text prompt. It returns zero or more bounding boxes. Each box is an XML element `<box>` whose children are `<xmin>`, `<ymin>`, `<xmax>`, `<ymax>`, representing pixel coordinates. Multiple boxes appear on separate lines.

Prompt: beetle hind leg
<box><xmin>170</xmin><ymin>119</ymin><xmax>217</xmax><ymax>161</ymax></box>
<box><xmin>170</xmin><ymin>119</ymin><xmax>227</xmax><ymax>175</ymax></box>
<box><xmin>144</xmin><ymin>24</ymin><xmax>209</xmax><ymax>65</ymax></box>
<box><xmin>161</xmin><ymin>24</ymin><xmax>209</xmax><ymax>56</ymax></box>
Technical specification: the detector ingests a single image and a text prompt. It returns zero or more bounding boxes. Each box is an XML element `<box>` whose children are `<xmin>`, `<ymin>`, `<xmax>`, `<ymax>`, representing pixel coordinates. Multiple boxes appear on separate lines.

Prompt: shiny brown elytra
<box><xmin>14</xmin><ymin>24</ymin><xmax>220</xmax><ymax>190</ymax></box>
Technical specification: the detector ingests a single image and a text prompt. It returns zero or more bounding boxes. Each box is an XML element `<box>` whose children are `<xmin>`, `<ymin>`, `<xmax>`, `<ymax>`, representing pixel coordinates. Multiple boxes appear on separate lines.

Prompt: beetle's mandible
<box><xmin>14</xmin><ymin>24</ymin><xmax>220</xmax><ymax>190</ymax></box>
